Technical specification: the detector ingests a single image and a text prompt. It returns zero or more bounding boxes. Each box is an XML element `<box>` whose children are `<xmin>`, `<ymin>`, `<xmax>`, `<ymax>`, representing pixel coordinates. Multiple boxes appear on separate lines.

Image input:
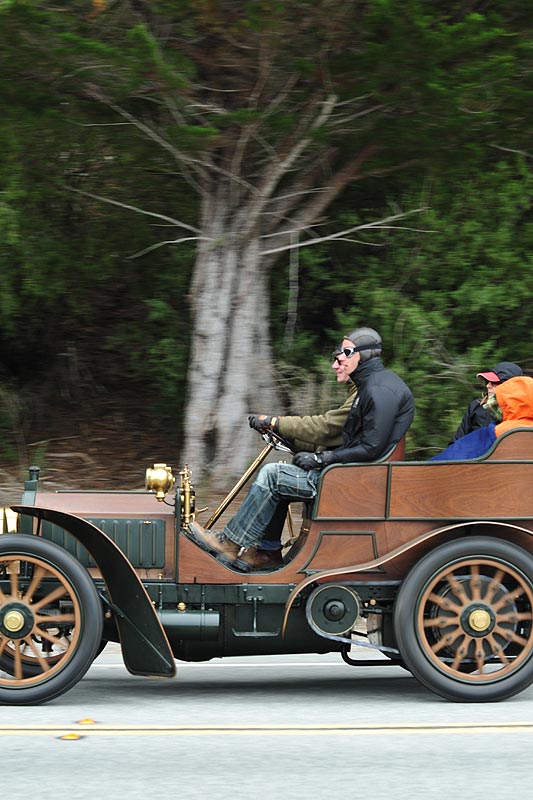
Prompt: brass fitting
<box><xmin>145</xmin><ymin>464</ymin><xmax>176</xmax><ymax>501</ymax></box>
<box><xmin>179</xmin><ymin>465</ymin><xmax>196</xmax><ymax>526</ymax></box>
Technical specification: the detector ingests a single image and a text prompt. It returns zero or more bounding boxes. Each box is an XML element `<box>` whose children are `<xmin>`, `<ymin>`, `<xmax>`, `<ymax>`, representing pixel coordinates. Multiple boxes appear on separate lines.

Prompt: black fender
<box><xmin>11</xmin><ymin>505</ymin><xmax>176</xmax><ymax>679</ymax></box>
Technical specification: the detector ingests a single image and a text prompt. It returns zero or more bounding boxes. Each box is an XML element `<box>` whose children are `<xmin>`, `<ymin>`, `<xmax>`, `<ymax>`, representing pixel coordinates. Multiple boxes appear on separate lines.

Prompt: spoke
<box><xmin>423</xmin><ymin>614</ymin><xmax>460</xmax><ymax>629</ymax></box>
<box><xmin>483</xmin><ymin>569</ymin><xmax>505</xmax><ymax>603</ymax></box>
<box><xmin>451</xmin><ymin>635</ymin><xmax>474</xmax><ymax>671</ymax></box>
<box><xmin>35</xmin><ymin>613</ymin><xmax>75</xmax><ymax>625</ymax></box>
<box><xmin>427</xmin><ymin>592</ymin><xmax>462</xmax><ymax>615</ymax></box>
<box><xmin>473</xmin><ymin>641</ymin><xmax>487</xmax><ymax>674</ymax></box>
<box><xmin>431</xmin><ymin>629</ymin><xmax>463</xmax><ymax>655</ymax></box>
<box><xmin>9</xmin><ymin>568</ymin><xmax>19</xmax><ymax>599</ymax></box>
<box><xmin>469</xmin><ymin>565</ymin><xmax>482</xmax><ymax>602</ymax></box>
<box><xmin>497</xmin><ymin>611</ymin><xmax>533</xmax><ymax>624</ymax></box>
<box><xmin>493</xmin><ymin>586</ymin><xmax>526</xmax><ymax>612</ymax></box>
<box><xmin>26</xmin><ymin>637</ymin><xmax>52</xmax><ymax>673</ymax></box>
<box><xmin>31</xmin><ymin>585</ymin><xmax>69</xmax><ymax>612</ymax></box>
<box><xmin>0</xmin><ymin>637</ymin><xmax>8</xmax><ymax>658</ymax></box>
<box><xmin>35</xmin><ymin>626</ymin><xmax>69</xmax><ymax>649</ymax></box>
<box><xmin>493</xmin><ymin>624</ymin><xmax>528</xmax><ymax>648</ymax></box>
<box><xmin>24</xmin><ymin>565</ymin><xmax>47</xmax><ymax>604</ymax></box>
<box><xmin>13</xmin><ymin>642</ymin><xmax>22</xmax><ymax>680</ymax></box>
<box><xmin>446</xmin><ymin>573</ymin><xmax>470</xmax><ymax>606</ymax></box>
<box><xmin>486</xmin><ymin>633</ymin><xmax>510</xmax><ymax>665</ymax></box>
<box><xmin>0</xmin><ymin>585</ymin><xmax>8</xmax><ymax>604</ymax></box>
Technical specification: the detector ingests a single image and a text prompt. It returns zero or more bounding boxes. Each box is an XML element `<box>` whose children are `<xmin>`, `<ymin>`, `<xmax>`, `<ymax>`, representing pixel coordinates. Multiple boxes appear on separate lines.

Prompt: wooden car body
<box><xmin>2</xmin><ymin>429</ymin><xmax>533</xmax><ymax>704</ymax></box>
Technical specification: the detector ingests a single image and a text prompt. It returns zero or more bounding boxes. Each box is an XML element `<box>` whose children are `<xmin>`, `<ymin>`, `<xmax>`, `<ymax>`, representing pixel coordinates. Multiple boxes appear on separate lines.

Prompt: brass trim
<box><xmin>145</xmin><ymin>464</ymin><xmax>176</xmax><ymax>502</ymax></box>
<box><xmin>204</xmin><ymin>444</ymin><xmax>273</xmax><ymax>529</ymax></box>
<box><xmin>469</xmin><ymin>608</ymin><xmax>491</xmax><ymax>632</ymax></box>
<box><xmin>179</xmin><ymin>465</ymin><xmax>195</xmax><ymax>525</ymax></box>
<box><xmin>3</xmin><ymin>610</ymin><xmax>25</xmax><ymax>633</ymax></box>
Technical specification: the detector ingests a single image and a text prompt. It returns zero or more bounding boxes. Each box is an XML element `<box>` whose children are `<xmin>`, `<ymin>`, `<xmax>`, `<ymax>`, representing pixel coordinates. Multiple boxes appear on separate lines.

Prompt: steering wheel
<box><xmin>260</xmin><ymin>428</ymin><xmax>295</xmax><ymax>453</ymax></box>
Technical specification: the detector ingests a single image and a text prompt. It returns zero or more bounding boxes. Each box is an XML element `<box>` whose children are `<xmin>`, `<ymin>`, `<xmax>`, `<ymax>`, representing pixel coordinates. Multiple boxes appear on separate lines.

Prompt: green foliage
<box><xmin>272</xmin><ymin>157</ymin><xmax>533</xmax><ymax>457</ymax></box>
<box><xmin>0</xmin><ymin>0</ymin><xmax>531</xmax><ymax>463</ymax></box>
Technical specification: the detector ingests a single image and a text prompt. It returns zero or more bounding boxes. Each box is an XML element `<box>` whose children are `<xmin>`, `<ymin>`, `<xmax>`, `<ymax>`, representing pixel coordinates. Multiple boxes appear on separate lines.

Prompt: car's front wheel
<box><xmin>0</xmin><ymin>534</ymin><xmax>103</xmax><ymax>705</ymax></box>
<box><xmin>393</xmin><ymin>536</ymin><xmax>533</xmax><ymax>702</ymax></box>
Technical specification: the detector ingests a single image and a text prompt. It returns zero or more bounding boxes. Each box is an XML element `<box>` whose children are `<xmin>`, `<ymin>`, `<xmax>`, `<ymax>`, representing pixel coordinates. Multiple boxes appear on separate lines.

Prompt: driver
<box><xmin>186</xmin><ymin>327</ymin><xmax>415</xmax><ymax>572</ymax></box>
<box><xmin>244</xmin><ymin>350</ymin><xmax>356</xmax><ymax>568</ymax></box>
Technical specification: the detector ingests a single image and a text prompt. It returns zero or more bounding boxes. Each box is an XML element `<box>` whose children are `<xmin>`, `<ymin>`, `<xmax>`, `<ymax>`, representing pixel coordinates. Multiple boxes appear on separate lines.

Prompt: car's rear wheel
<box><xmin>393</xmin><ymin>536</ymin><xmax>533</xmax><ymax>702</ymax></box>
<box><xmin>0</xmin><ymin>534</ymin><xmax>103</xmax><ymax>705</ymax></box>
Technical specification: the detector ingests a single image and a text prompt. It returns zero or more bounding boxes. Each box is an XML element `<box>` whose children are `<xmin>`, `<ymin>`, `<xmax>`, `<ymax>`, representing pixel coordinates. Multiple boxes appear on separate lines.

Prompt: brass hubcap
<box><xmin>3</xmin><ymin>610</ymin><xmax>25</xmax><ymax>633</ymax></box>
<box><xmin>468</xmin><ymin>608</ymin><xmax>492</xmax><ymax>632</ymax></box>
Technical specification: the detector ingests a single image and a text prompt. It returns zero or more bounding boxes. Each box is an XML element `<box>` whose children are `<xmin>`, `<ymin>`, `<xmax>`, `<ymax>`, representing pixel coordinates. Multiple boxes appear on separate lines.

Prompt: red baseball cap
<box><xmin>477</xmin><ymin>370</ymin><xmax>501</xmax><ymax>383</ymax></box>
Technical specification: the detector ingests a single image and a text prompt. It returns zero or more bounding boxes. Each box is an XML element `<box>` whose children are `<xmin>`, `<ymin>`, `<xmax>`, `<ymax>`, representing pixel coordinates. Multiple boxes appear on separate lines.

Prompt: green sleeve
<box><xmin>278</xmin><ymin>385</ymin><xmax>356</xmax><ymax>452</ymax></box>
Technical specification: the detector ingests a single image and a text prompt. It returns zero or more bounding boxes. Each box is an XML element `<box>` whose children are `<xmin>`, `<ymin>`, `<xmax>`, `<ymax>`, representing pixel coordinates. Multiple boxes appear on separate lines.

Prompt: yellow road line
<box><xmin>0</xmin><ymin>722</ymin><xmax>532</xmax><ymax>737</ymax></box>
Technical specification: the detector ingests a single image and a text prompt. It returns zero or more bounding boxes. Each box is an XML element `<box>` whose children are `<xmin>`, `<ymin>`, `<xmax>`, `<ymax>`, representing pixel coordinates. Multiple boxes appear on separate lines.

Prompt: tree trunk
<box><xmin>182</xmin><ymin>200</ymin><xmax>277</xmax><ymax>485</ymax></box>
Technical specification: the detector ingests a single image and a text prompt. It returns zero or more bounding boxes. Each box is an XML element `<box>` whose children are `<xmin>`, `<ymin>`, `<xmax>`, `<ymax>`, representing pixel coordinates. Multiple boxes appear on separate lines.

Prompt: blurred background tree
<box><xmin>0</xmin><ymin>0</ymin><xmax>531</xmax><ymax>485</ymax></box>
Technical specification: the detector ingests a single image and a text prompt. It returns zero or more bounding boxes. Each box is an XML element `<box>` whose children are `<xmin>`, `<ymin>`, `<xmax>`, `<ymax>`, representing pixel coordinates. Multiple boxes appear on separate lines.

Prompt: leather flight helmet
<box><xmin>345</xmin><ymin>327</ymin><xmax>382</xmax><ymax>362</ymax></box>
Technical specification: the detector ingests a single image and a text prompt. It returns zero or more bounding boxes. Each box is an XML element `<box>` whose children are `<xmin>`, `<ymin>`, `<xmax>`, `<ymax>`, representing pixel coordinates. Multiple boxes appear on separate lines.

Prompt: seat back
<box><xmin>376</xmin><ymin>435</ymin><xmax>406</xmax><ymax>462</ymax></box>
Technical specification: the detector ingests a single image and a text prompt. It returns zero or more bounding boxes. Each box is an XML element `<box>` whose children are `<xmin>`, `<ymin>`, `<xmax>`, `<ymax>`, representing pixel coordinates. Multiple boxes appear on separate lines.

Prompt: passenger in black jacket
<box><xmin>452</xmin><ymin>361</ymin><xmax>523</xmax><ymax>442</ymax></box>
<box><xmin>186</xmin><ymin>327</ymin><xmax>415</xmax><ymax>572</ymax></box>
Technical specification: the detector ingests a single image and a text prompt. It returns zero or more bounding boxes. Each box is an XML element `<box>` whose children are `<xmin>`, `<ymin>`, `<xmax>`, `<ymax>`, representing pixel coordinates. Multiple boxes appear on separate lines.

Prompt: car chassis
<box><xmin>1</xmin><ymin>428</ymin><xmax>533</xmax><ymax>704</ymax></box>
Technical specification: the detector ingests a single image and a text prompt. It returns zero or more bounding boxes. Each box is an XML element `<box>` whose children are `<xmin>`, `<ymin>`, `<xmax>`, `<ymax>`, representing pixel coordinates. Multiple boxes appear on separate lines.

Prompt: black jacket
<box><xmin>326</xmin><ymin>357</ymin><xmax>415</xmax><ymax>464</ymax></box>
<box><xmin>451</xmin><ymin>399</ymin><xmax>494</xmax><ymax>442</ymax></box>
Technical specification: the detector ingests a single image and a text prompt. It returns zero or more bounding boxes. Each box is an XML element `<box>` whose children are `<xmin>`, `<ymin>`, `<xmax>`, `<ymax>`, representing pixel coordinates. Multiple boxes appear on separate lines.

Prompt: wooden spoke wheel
<box><xmin>393</xmin><ymin>537</ymin><xmax>533</xmax><ymax>702</ymax></box>
<box><xmin>0</xmin><ymin>534</ymin><xmax>103</xmax><ymax>705</ymax></box>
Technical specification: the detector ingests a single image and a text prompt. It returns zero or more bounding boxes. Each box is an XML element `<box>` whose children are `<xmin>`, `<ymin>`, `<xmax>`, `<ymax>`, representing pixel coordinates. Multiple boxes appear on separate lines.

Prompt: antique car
<box><xmin>1</xmin><ymin>427</ymin><xmax>533</xmax><ymax>706</ymax></box>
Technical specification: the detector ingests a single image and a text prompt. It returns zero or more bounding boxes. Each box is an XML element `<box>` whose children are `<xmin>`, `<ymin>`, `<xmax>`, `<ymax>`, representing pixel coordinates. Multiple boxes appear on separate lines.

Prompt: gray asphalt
<box><xmin>2</xmin><ymin>645</ymin><xmax>532</xmax><ymax>800</ymax></box>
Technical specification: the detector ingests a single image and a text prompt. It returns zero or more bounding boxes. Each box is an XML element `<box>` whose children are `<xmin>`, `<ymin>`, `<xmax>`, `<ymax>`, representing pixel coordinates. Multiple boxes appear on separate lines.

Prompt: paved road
<box><xmin>3</xmin><ymin>644</ymin><xmax>533</xmax><ymax>800</ymax></box>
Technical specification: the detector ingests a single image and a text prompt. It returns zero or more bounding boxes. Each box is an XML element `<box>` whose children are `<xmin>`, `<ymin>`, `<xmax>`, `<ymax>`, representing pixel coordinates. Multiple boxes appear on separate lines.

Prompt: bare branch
<box><xmin>262</xmin><ymin>152</ymin><xmax>338</xmax><ymax>233</ymax></box>
<box><xmin>271</xmin><ymin>144</ymin><xmax>378</xmax><ymax>239</ymax></box>
<box><xmin>64</xmin><ymin>186</ymin><xmax>202</xmax><ymax>234</ymax></box>
<box><xmin>260</xmin><ymin>208</ymin><xmax>430</xmax><ymax>256</ymax></box>
<box><xmin>328</xmin><ymin>238</ymin><xmax>386</xmax><ymax>246</ymax></box>
<box><xmin>283</xmin><ymin>152</ymin><xmax>422</xmax><ymax>241</ymax></box>
<box><xmin>70</xmin><ymin>121</ymin><xmax>132</xmax><ymax>128</ymax></box>
<box><xmin>237</xmin><ymin>93</ymin><xmax>339</xmax><ymax>234</ymax></box>
<box><xmin>86</xmin><ymin>87</ymin><xmax>259</xmax><ymax>195</ymax></box>
<box><xmin>61</xmin><ymin>64</ymin><xmax>115</xmax><ymax>81</ymax></box>
<box><xmin>268</xmin><ymin>187</ymin><xmax>327</xmax><ymax>204</ymax></box>
<box><xmin>86</xmin><ymin>87</ymin><xmax>205</xmax><ymax>171</ymax></box>
<box><xmin>326</xmin><ymin>103</ymin><xmax>387</xmax><ymax>126</ymax></box>
<box><xmin>489</xmin><ymin>143</ymin><xmax>532</xmax><ymax>159</ymax></box>
<box><xmin>357</xmin><ymin>158</ymin><xmax>420</xmax><ymax>180</ymax></box>
<box><xmin>158</xmin><ymin>97</ymin><xmax>210</xmax><ymax>196</ymax></box>
<box><xmin>260</xmin><ymin>220</ymin><xmax>328</xmax><ymax>239</ymax></box>
<box><xmin>127</xmin><ymin>236</ymin><xmax>211</xmax><ymax>259</ymax></box>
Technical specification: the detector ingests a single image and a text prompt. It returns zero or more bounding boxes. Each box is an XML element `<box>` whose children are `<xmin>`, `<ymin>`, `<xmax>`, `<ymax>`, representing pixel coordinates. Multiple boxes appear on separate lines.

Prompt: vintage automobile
<box><xmin>1</xmin><ymin>427</ymin><xmax>533</xmax><ymax>706</ymax></box>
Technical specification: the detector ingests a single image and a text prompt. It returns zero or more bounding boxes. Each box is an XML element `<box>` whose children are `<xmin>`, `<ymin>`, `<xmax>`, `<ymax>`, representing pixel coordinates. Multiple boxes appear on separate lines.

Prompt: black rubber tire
<box><xmin>0</xmin><ymin>534</ymin><xmax>103</xmax><ymax>705</ymax></box>
<box><xmin>393</xmin><ymin>536</ymin><xmax>533</xmax><ymax>702</ymax></box>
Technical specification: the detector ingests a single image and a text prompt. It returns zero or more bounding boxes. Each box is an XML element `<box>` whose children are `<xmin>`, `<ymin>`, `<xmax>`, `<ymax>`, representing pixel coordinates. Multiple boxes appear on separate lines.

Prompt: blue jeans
<box><xmin>222</xmin><ymin>462</ymin><xmax>321</xmax><ymax>550</ymax></box>
<box><xmin>256</xmin><ymin>500</ymin><xmax>290</xmax><ymax>551</ymax></box>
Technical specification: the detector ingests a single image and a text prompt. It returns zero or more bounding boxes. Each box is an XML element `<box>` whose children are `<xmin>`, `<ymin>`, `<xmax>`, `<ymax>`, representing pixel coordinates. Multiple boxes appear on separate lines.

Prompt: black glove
<box><xmin>248</xmin><ymin>414</ymin><xmax>279</xmax><ymax>433</ymax></box>
<box><xmin>292</xmin><ymin>452</ymin><xmax>324</xmax><ymax>471</ymax></box>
